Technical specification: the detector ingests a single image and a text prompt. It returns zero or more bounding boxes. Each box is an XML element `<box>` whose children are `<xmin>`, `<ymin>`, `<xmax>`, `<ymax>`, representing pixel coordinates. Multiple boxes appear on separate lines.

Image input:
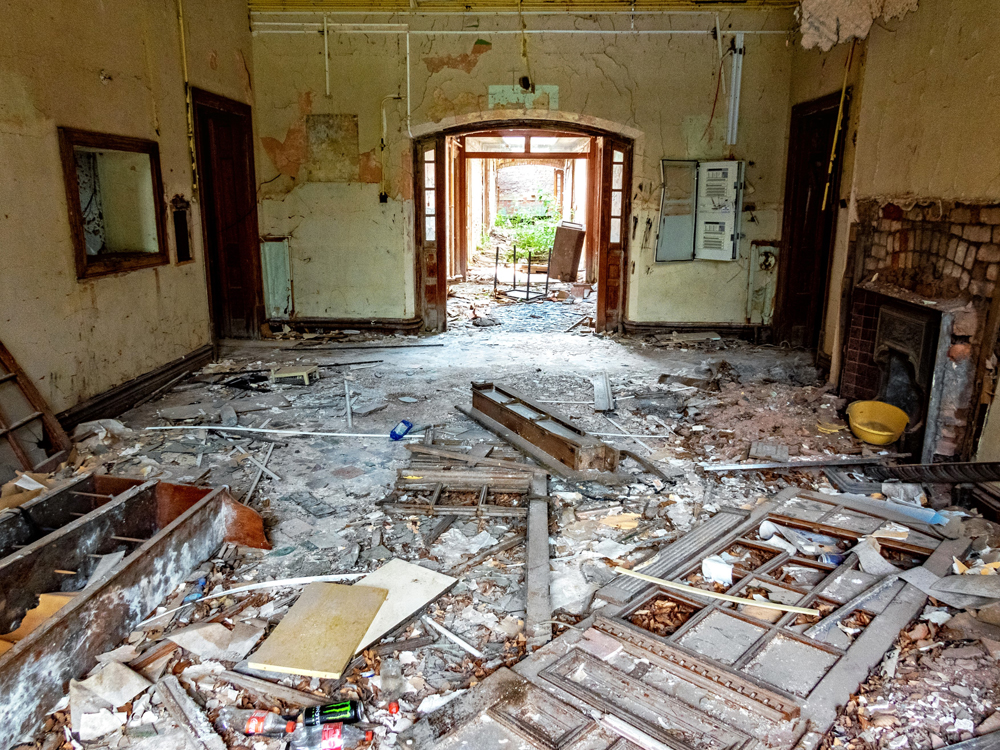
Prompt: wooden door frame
<box><xmin>773</xmin><ymin>90</ymin><xmax>850</xmax><ymax>350</ymax></box>
<box><xmin>418</xmin><ymin>118</ymin><xmax>633</xmax><ymax>332</ymax></box>
<box><xmin>191</xmin><ymin>87</ymin><xmax>264</xmax><ymax>340</ymax></box>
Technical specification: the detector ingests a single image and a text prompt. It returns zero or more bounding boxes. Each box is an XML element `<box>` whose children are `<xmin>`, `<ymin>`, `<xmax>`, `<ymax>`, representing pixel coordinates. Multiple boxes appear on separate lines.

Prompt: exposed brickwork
<box><xmin>860</xmin><ymin>201</ymin><xmax>1000</xmax><ymax>301</ymax></box>
<box><xmin>840</xmin><ymin>200</ymin><xmax>1000</xmax><ymax>460</ymax></box>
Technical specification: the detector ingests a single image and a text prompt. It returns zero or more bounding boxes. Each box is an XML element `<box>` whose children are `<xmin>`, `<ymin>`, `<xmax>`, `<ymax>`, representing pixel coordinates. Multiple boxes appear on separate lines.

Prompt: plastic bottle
<box><xmin>380</xmin><ymin>657</ymin><xmax>403</xmax><ymax>715</ymax></box>
<box><xmin>216</xmin><ymin>707</ymin><xmax>296</xmax><ymax>736</ymax></box>
<box><xmin>287</xmin><ymin>722</ymin><xmax>372</xmax><ymax>749</ymax></box>
<box><xmin>390</xmin><ymin>420</ymin><xmax>413</xmax><ymax>440</ymax></box>
<box><xmin>301</xmin><ymin>700</ymin><xmax>365</xmax><ymax>726</ymax></box>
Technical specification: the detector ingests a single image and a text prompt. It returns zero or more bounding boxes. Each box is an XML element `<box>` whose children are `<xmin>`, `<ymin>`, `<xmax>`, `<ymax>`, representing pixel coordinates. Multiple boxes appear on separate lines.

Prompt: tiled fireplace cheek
<box><xmin>841</xmin><ymin>289</ymin><xmax>881</xmax><ymax>402</ymax></box>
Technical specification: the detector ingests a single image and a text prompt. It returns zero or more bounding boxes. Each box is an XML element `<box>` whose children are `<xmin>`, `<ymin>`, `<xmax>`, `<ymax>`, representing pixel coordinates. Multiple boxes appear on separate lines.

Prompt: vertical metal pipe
<box><xmin>512</xmin><ymin>246</ymin><xmax>518</xmax><ymax>292</ymax></box>
<box><xmin>177</xmin><ymin>0</ymin><xmax>197</xmax><ymax>192</ymax></box>
<box><xmin>493</xmin><ymin>246</ymin><xmax>500</xmax><ymax>297</ymax></box>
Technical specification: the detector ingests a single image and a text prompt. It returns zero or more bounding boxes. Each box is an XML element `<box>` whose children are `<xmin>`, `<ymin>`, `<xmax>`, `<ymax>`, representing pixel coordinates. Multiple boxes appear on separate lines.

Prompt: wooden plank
<box><xmin>354</xmin><ymin>559</ymin><xmax>456</xmax><ymax>653</ymax></box>
<box><xmin>384</xmin><ymin>503</ymin><xmax>528</xmax><ymax>518</ymax></box>
<box><xmin>372</xmin><ymin>634</ymin><xmax>438</xmax><ymax>655</ymax></box>
<box><xmin>406</xmin><ymin>444</ymin><xmax>545</xmax><ymax>475</ymax></box>
<box><xmin>526</xmin><ymin>498</ymin><xmax>551</xmax><ymax>649</ymax></box>
<box><xmin>397</xmin><ymin>468</ymin><xmax>532</xmax><ymax>493</ymax></box>
<box><xmin>450</xmin><ymin>533</ymin><xmax>526</xmax><ymax>575</ymax></box>
<box><xmin>218</xmin><ymin>670</ymin><xmax>326</xmax><ymax>707</ymax></box>
<box><xmin>425</xmin><ymin>515</ymin><xmax>457</xmax><ymax>544</ymax></box>
<box><xmin>157</xmin><ymin>675</ymin><xmax>226</xmax><ymax>750</ymax></box>
<box><xmin>249</xmin><ymin>583</ymin><xmax>388</xmax><ymax>679</ymax></box>
<box><xmin>471</xmin><ymin>382</ymin><xmax>618</xmax><ymax>472</ymax></box>
<box><xmin>456</xmin><ymin>406</ymin><xmax>628</xmax><ymax>486</ymax></box>
<box><xmin>593</xmin><ymin>371</ymin><xmax>615</xmax><ymax>412</ymax></box>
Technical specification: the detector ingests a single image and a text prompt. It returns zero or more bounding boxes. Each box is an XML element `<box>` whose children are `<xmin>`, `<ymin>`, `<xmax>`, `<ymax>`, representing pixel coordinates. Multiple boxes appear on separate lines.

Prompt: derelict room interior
<box><xmin>4</xmin><ymin>1</ymin><xmax>1000</xmax><ymax>749</ymax></box>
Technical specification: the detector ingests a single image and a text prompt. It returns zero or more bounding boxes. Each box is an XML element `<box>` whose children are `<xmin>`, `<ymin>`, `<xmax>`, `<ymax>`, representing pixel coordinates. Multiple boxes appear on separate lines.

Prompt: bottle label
<box><xmin>244</xmin><ymin>711</ymin><xmax>271</xmax><ymax>734</ymax></box>
<box><xmin>304</xmin><ymin>701</ymin><xmax>354</xmax><ymax>726</ymax></box>
<box><xmin>320</xmin><ymin>724</ymin><xmax>344</xmax><ymax>749</ymax></box>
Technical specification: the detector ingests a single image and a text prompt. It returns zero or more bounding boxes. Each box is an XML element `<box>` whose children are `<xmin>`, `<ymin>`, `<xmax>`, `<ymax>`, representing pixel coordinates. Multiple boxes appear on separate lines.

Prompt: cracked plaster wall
<box><xmin>252</xmin><ymin>11</ymin><xmax>795</xmax><ymax>325</ymax></box>
<box><xmin>254</xmin><ymin>33</ymin><xmax>415</xmax><ymax>320</ymax></box>
<box><xmin>804</xmin><ymin>0</ymin><xmax>1000</xmax><ymax>368</ymax></box>
<box><xmin>0</xmin><ymin>0</ymin><xmax>253</xmax><ymax>413</ymax></box>
<box><xmin>852</xmin><ymin>0</ymin><xmax>1000</xmax><ymax>202</ymax></box>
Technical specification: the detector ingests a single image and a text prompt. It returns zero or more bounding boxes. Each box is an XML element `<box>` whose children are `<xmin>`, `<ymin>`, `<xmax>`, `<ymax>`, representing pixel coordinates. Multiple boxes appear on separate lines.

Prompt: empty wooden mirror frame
<box><xmin>58</xmin><ymin>127</ymin><xmax>169</xmax><ymax>279</ymax></box>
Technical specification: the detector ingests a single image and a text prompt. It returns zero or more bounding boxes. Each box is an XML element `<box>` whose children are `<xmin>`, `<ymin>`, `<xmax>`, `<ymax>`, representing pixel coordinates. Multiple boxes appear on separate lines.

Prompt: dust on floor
<box><xmin>19</xmin><ymin>330</ymin><xmax>989</xmax><ymax>750</ymax></box>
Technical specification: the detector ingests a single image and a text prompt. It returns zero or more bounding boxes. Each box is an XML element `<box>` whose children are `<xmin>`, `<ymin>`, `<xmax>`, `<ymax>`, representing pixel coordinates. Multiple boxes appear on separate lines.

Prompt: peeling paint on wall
<box><xmin>427</xmin><ymin>89</ymin><xmax>488</xmax><ymax>123</ymax></box>
<box><xmin>359</xmin><ymin>149</ymin><xmax>382</xmax><ymax>184</ymax></box>
<box><xmin>488</xmin><ymin>85</ymin><xmax>558</xmax><ymax>110</ymax></box>
<box><xmin>304</xmin><ymin>113</ymin><xmax>360</xmax><ymax>182</ymax></box>
<box><xmin>424</xmin><ymin>39</ymin><xmax>492</xmax><ymax>74</ymax></box>
<box><xmin>800</xmin><ymin>0</ymin><xmax>918</xmax><ymax>51</ymax></box>
<box><xmin>261</xmin><ymin>91</ymin><xmax>312</xmax><ymax>179</ymax></box>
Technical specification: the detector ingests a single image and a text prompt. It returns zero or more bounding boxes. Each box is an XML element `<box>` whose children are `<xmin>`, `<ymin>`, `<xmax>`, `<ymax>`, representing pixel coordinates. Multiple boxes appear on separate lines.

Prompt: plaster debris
<box><xmin>800</xmin><ymin>0</ymin><xmax>919</xmax><ymax>51</ymax></box>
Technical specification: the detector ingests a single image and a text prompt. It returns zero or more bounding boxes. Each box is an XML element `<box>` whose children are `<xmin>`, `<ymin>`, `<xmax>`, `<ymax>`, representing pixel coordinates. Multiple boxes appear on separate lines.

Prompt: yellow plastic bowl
<box><xmin>846</xmin><ymin>400</ymin><xmax>909</xmax><ymax>445</ymax></box>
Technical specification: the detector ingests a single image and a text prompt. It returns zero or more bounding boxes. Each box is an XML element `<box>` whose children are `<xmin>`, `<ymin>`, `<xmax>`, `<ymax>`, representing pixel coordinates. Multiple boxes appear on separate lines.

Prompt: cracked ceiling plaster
<box><xmin>799</xmin><ymin>0</ymin><xmax>919</xmax><ymax>50</ymax></box>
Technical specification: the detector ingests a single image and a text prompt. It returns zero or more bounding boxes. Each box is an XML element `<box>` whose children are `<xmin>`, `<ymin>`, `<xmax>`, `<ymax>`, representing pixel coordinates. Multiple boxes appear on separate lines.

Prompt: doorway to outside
<box><xmin>773</xmin><ymin>92</ymin><xmax>849</xmax><ymax>350</ymax></box>
<box><xmin>452</xmin><ymin>130</ymin><xmax>593</xmax><ymax>333</ymax></box>
<box><xmin>192</xmin><ymin>89</ymin><xmax>264</xmax><ymax>340</ymax></box>
<box><xmin>414</xmin><ymin>122</ymin><xmax>632</xmax><ymax>334</ymax></box>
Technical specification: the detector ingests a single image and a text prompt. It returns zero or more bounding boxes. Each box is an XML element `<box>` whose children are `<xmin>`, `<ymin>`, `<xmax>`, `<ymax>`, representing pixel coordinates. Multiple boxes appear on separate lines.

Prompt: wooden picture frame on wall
<box><xmin>58</xmin><ymin>127</ymin><xmax>169</xmax><ymax>280</ymax></box>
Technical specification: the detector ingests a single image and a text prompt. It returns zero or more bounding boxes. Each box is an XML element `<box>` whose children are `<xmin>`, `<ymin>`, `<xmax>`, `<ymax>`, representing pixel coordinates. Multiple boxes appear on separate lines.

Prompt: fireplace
<box><xmin>840</xmin><ymin>199</ymin><xmax>993</xmax><ymax>461</ymax></box>
<box><xmin>872</xmin><ymin>301</ymin><xmax>938</xmax><ymax>459</ymax></box>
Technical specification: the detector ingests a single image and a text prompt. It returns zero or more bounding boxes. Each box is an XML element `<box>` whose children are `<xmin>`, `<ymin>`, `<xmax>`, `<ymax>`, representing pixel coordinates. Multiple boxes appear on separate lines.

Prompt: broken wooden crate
<box><xmin>469</xmin><ymin>382</ymin><xmax>619</xmax><ymax>472</ymax></box>
<box><xmin>0</xmin><ymin>476</ymin><xmax>268</xmax><ymax>748</ymax></box>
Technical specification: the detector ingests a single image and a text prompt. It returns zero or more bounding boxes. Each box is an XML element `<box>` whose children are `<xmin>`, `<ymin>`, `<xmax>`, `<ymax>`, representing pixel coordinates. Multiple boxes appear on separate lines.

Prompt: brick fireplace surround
<box><xmin>841</xmin><ymin>200</ymin><xmax>997</xmax><ymax>461</ymax></box>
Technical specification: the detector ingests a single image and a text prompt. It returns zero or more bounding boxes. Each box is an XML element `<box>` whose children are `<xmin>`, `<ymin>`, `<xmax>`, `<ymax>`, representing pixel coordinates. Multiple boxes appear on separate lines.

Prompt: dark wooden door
<box><xmin>596</xmin><ymin>136</ymin><xmax>632</xmax><ymax>333</ymax></box>
<box><xmin>193</xmin><ymin>89</ymin><xmax>263</xmax><ymax>339</ymax></box>
<box><xmin>414</xmin><ymin>135</ymin><xmax>447</xmax><ymax>331</ymax></box>
<box><xmin>773</xmin><ymin>92</ymin><xmax>849</xmax><ymax>349</ymax></box>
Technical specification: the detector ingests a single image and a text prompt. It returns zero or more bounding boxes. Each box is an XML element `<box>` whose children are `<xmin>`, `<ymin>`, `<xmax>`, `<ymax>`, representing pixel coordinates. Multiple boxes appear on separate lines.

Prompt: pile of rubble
<box><xmin>5</xmin><ymin>332</ymin><xmax>1000</xmax><ymax>749</ymax></box>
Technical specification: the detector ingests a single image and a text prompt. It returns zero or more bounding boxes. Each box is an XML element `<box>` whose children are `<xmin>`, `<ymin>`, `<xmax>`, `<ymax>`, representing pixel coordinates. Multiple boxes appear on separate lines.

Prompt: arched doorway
<box><xmin>413</xmin><ymin>119</ymin><xmax>633</xmax><ymax>333</ymax></box>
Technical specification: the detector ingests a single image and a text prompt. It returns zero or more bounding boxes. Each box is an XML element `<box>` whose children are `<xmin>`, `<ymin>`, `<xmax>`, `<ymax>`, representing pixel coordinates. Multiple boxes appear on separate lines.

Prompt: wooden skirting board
<box><xmin>56</xmin><ymin>343</ymin><xmax>213</xmax><ymax>430</ymax></box>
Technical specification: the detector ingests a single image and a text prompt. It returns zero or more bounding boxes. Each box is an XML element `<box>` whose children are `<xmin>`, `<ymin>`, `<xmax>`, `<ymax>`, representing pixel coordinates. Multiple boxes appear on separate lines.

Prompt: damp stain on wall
<box><xmin>260</xmin><ymin>91</ymin><xmax>312</xmax><ymax>179</ymax></box>
<box><xmin>423</xmin><ymin>39</ymin><xmax>493</xmax><ymax>74</ymax></box>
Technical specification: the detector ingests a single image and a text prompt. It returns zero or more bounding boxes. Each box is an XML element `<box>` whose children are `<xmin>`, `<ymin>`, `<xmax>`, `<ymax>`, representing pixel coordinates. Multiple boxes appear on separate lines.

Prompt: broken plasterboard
<box><xmin>249</xmin><ymin>583</ymin><xmax>388</xmax><ymax>679</ymax></box>
<box><xmin>354</xmin><ymin>559</ymin><xmax>457</xmax><ymax>653</ymax></box>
